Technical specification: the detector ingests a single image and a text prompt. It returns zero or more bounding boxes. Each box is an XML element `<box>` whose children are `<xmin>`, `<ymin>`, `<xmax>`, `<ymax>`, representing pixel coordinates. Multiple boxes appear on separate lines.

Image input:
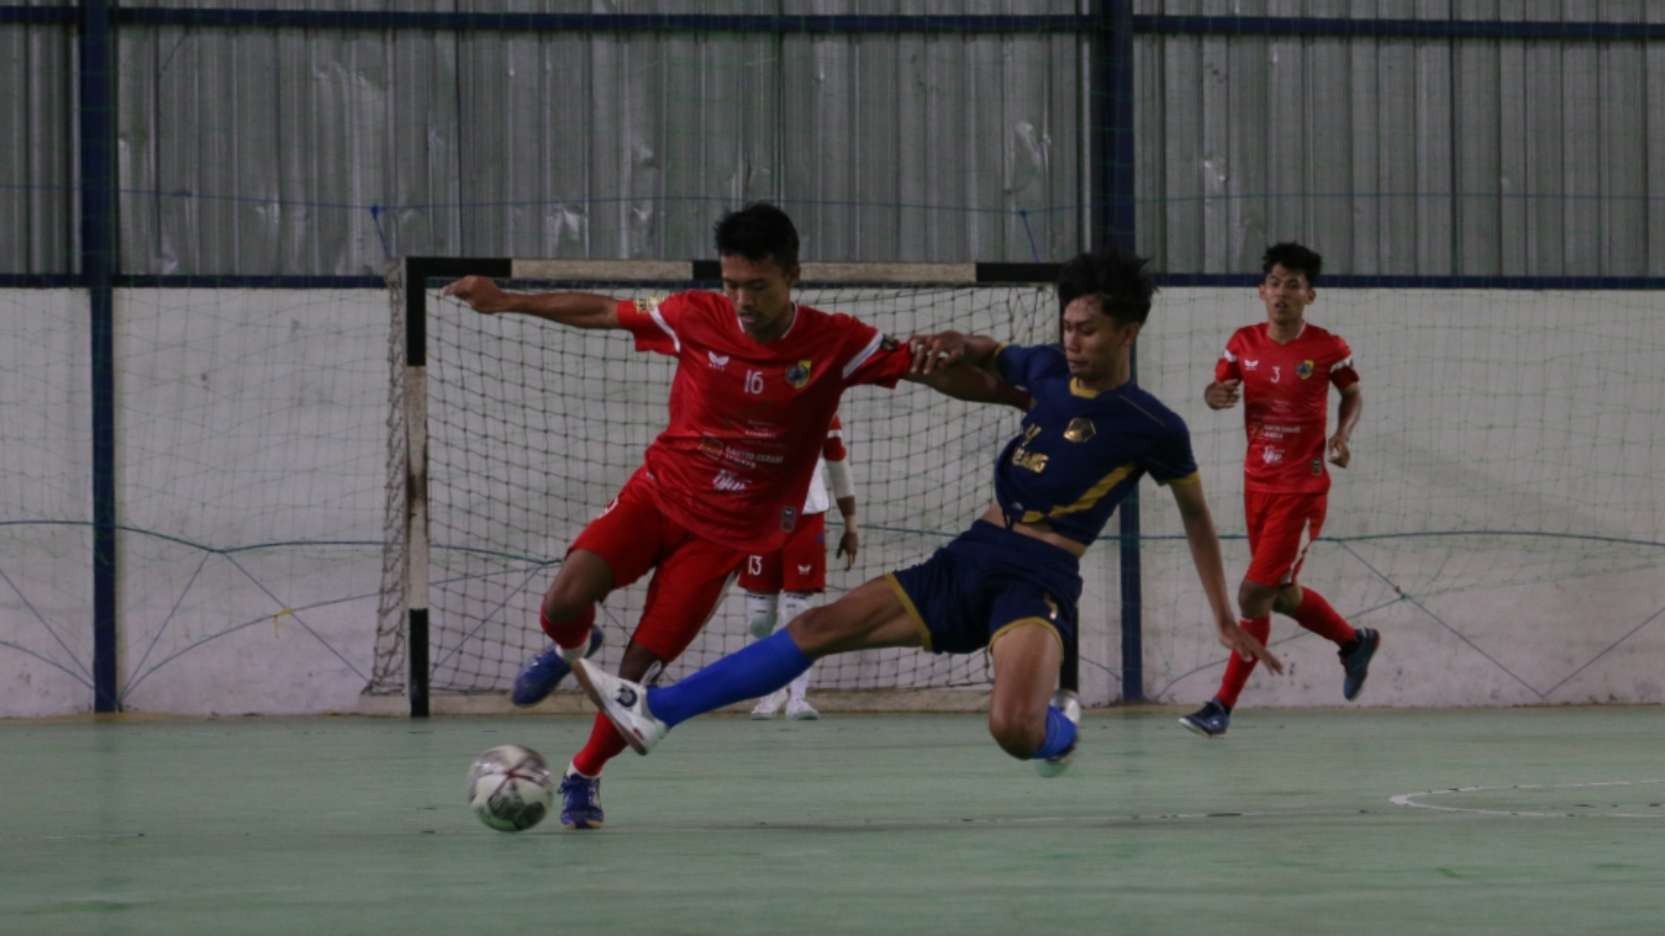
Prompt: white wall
<box><xmin>112</xmin><ymin>289</ymin><xmax>391</xmax><ymax>715</ymax></box>
<box><xmin>2</xmin><ymin>286</ymin><xmax>1661</xmax><ymax>715</ymax></box>
<box><xmin>0</xmin><ymin>290</ymin><xmax>95</xmax><ymax>716</ymax></box>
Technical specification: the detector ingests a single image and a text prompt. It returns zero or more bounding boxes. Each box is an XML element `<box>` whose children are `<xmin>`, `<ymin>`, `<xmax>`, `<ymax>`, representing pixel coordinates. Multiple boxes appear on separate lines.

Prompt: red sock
<box><xmin>570</xmin><ymin>713</ymin><xmax>630</xmax><ymax>777</ymax></box>
<box><xmin>1290</xmin><ymin>589</ymin><xmax>1357</xmax><ymax>645</ymax></box>
<box><xmin>540</xmin><ymin>603</ymin><xmax>596</xmax><ymax>653</ymax></box>
<box><xmin>1216</xmin><ymin>617</ymin><xmax>1271</xmax><ymax>709</ymax></box>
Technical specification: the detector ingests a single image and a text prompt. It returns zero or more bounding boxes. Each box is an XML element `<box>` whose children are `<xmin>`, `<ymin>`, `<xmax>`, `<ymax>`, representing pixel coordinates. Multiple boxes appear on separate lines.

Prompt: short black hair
<box><xmin>714</xmin><ymin>202</ymin><xmax>800</xmax><ymax>271</ymax></box>
<box><xmin>1057</xmin><ymin>245</ymin><xmax>1156</xmax><ymax>327</ymax></box>
<box><xmin>1262</xmin><ymin>242</ymin><xmax>1323</xmax><ymax>284</ymax></box>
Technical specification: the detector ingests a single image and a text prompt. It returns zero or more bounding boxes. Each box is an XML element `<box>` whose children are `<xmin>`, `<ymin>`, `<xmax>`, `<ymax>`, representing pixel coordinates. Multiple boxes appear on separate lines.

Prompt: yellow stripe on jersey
<box><xmin>1161</xmin><ymin>470</ymin><xmax>1202</xmax><ymax>488</ymax></box>
<box><xmin>1044</xmin><ymin>462</ymin><xmax>1139</xmax><ymax>519</ymax></box>
<box><xmin>988</xmin><ymin>617</ymin><xmax>1064</xmax><ymax>656</ymax></box>
<box><xmin>1068</xmin><ymin>378</ymin><xmax>1103</xmax><ymax>399</ymax></box>
<box><xmin>883</xmin><ymin>573</ymin><xmax>934</xmax><ymax>653</ymax></box>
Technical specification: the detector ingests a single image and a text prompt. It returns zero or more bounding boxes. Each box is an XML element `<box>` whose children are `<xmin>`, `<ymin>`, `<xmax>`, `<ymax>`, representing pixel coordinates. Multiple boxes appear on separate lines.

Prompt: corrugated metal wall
<box><xmin>7</xmin><ymin>5</ymin><xmax>1665</xmax><ymax>275</ymax></box>
<box><xmin>111</xmin><ymin>1</ymin><xmax>1079</xmax><ymax>274</ymax></box>
<box><xmin>0</xmin><ymin>20</ymin><xmax>76</xmax><ymax>275</ymax></box>
<box><xmin>1136</xmin><ymin>0</ymin><xmax>1664</xmax><ymax>275</ymax></box>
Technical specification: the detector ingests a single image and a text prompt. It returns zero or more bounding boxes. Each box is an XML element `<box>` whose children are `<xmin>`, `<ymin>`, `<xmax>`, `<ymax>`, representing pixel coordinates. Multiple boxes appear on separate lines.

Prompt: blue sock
<box><xmin>1031</xmin><ymin>705</ymin><xmax>1077</xmax><ymax>760</ymax></box>
<box><xmin>647</xmin><ymin>630</ymin><xmax>812</xmax><ymax>728</ymax></box>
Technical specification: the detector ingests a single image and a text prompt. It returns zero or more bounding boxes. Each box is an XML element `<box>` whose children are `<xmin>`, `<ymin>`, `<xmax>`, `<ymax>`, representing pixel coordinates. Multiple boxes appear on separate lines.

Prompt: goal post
<box><xmin>376</xmin><ymin>256</ymin><xmax>1098</xmax><ymax>717</ymax></box>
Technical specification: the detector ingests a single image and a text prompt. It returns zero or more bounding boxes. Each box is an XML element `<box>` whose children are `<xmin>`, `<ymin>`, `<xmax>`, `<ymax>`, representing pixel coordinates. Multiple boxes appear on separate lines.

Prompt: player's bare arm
<box><xmin>903</xmin><ymin>358</ymin><xmax>1029</xmax><ymax>410</ymax></box>
<box><xmin>906</xmin><ymin>330</ymin><xmax>1000</xmax><ymax>376</ymax></box>
<box><xmin>1169</xmin><ymin>476</ymin><xmax>1284</xmax><ymax>673</ymax></box>
<box><xmin>1329</xmin><ymin>382</ymin><xmax>1362</xmax><ymax>468</ymax></box>
<box><xmin>442</xmin><ymin>276</ymin><xmax>622</xmax><ymax>330</ymax></box>
<box><xmin>834</xmin><ymin>494</ymin><xmax>859</xmax><ymax>570</ymax></box>
<box><xmin>1204</xmin><ymin>379</ymin><xmax>1241</xmax><ymax>410</ymax></box>
<box><xmin>902</xmin><ymin>332</ymin><xmax>1030</xmax><ymax>410</ymax></box>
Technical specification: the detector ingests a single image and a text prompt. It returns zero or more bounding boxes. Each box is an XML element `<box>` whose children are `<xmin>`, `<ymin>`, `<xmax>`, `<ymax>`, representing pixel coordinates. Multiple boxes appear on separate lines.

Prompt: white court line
<box><xmin>1390</xmin><ymin>779</ymin><xmax>1665</xmax><ymax>819</ymax></box>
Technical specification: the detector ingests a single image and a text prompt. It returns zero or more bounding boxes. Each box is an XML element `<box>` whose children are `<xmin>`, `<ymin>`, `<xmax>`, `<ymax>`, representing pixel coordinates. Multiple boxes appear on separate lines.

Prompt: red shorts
<box><xmin>1243</xmin><ymin>490</ymin><xmax>1327</xmax><ymax>588</ymax></box>
<box><xmin>738</xmin><ymin>512</ymin><xmax>827</xmax><ymax>594</ymax></box>
<box><xmin>570</xmin><ymin>471</ymin><xmax>746</xmax><ymax>661</ymax></box>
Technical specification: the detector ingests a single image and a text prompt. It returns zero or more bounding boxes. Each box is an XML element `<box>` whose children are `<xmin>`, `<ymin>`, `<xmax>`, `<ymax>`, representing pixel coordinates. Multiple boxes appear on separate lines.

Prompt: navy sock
<box><xmin>1031</xmin><ymin>705</ymin><xmax>1077</xmax><ymax>760</ymax></box>
<box><xmin>647</xmin><ymin>630</ymin><xmax>813</xmax><ymax>728</ymax></box>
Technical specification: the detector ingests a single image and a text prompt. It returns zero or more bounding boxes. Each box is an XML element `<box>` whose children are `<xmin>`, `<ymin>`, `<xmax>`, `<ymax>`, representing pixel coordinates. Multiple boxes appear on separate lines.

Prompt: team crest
<box><xmin>785</xmin><ymin>359</ymin><xmax>813</xmax><ymax>389</ymax></box>
<box><xmin>1063</xmin><ymin>417</ymin><xmax>1096</xmax><ymax>443</ymax></box>
<box><xmin>1296</xmin><ymin>359</ymin><xmax>1315</xmax><ymax>379</ymax></box>
<box><xmin>633</xmin><ymin>295</ymin><xmax>666</xmax><ymax>315</ymax></box>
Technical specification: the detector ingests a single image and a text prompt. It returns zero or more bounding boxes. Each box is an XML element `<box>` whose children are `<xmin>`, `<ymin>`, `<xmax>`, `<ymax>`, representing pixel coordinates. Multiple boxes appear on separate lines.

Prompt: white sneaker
<box><xmin>1034</xmin><ymin>689</ymin><xmax>1081</xmax><ymax>778</ymax></box>
<box><xmin>570</xmin><ymin>659</ymin><xmax>667</xmax><ymax>755</ymax></box>
<box><xmin>784</xmin><ymin>697</ymin><xmax>819</xmax><ymax>721</ymax></box>
<box><xmin>750</xmin><ymin>690</ymin><xmax>787</xmax><ymax>720</ymax></box>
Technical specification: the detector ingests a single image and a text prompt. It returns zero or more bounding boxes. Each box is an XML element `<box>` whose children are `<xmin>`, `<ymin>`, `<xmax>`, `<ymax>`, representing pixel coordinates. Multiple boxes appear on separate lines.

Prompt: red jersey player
<box><xmin>742</xmin><ymin>414</ymin><xmax>858</xmax><ymax>721</ymax></box>
<box><xmin>443</xmin><ymin>203</ymin><xmax>1020</xmax><ymax>828</ymax></box>
<box><xmin>1180</xmin><ymin>242</ymin><xmax>1379</xmax><ymax>738</ymax></box>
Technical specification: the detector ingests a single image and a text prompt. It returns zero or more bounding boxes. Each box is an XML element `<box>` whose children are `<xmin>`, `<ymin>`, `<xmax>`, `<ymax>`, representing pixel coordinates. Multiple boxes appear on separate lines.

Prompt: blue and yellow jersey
<box><xmin>992</xmin><ymin>344</ymin><xmax>1199</xmax><ymax>547</ymax></box>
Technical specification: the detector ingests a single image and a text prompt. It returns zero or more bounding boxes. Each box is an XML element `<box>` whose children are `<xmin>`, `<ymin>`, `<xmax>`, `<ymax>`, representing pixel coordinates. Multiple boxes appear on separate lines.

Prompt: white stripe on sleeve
<box><xmin>841</xmin><ymin>331</ymin><xmax>885</xmax><ymax>380</ymax></box>
<box><xmin>647</xmin><ymin>303</ymin><xmax>681</xmax><ymax>354</ymax></box>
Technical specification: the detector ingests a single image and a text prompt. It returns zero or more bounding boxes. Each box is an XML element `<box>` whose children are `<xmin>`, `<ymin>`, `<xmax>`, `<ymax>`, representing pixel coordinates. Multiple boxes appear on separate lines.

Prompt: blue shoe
<box><xmin>1340</xmin><ymin>628</ymin><xmax>1380</xmax><ymax>701</ymax></box>
<box><xmin>511</xmin><ymin>629</ymin><xmax>604</xmax><ymax>707</ymax></box>
<box><xmin>1034</xmin><ymin>690</ymin><xmax>1081</xmax><ymax>778</ymax></box>
<box><xmin>557</xmin><ymin>768</ymin><xmax>604</xmax><ymax>830</ymax></box>
<box><xmin>1179</xmin><ymin>699</ymin><xmax>1230</xmax><ymax>738</ymax></box>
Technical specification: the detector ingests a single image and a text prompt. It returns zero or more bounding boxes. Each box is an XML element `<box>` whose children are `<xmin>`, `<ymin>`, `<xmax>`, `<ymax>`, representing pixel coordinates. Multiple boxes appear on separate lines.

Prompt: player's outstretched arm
<box><xmin>901</xmin><ymin>331</ymin><xmax>1030</xmax><ymax>410</ymax></box>
<box><xmin>442</xmin><ymin>276</ymin><xmax>622</xmax><ymax>330</ymax></box>
<box><xmin>1169</xmin><ymin>477</ymin><xmax>1285</xmax><ymax>673</ymax></box>
<box><xmin>907</xmin><ymin>330</ymin><xmax>1000</xmax><ymax>375</ymax></box>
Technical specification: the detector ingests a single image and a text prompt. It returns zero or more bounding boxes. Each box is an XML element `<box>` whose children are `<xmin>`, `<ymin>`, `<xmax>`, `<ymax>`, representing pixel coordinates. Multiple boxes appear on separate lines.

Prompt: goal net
<box><xmin>373</xmin><ymin>259</ymin><xmax>1071</xmax><ymax>711</ymax></box>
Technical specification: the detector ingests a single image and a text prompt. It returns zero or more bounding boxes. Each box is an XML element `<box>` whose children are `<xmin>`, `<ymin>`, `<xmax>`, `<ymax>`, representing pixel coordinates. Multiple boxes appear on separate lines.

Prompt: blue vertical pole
<box><xmin>1092</xmin><ymin>0</ymin><xmax>1143</xmax><ymax>701</ymax></box>
<box><xmin>81</xmin><ymin>0</ymin><xmax>120</xmax><ymax>712</ymax></box>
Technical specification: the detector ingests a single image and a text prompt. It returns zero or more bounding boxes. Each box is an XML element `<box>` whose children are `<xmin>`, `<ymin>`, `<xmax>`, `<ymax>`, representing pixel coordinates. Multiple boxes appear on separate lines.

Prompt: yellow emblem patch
<box><xmin>1063</xmin><ymin>417</ymin><xmax>1096</xmax><ymax>443</ymax></box>
<box><xmin>785</xmin><ymin>359</ymin><xmax>813</xmax><ymax>389</ymax></box>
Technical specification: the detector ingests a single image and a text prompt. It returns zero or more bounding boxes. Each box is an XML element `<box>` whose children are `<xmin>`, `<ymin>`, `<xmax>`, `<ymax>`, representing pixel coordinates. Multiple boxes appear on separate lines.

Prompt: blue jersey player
<box><xmin>571</xmin><ymin>246</ymin><xmax>1282</xmax><ymax>784</ymax></box>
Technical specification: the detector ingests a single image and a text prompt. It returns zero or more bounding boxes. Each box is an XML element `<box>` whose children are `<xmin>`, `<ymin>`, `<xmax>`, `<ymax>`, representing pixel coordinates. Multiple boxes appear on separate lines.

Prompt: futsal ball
<box><xmin>467</xmin><ymin>744</ymin><xmax>555</xmax><ymax>832</ymax></box>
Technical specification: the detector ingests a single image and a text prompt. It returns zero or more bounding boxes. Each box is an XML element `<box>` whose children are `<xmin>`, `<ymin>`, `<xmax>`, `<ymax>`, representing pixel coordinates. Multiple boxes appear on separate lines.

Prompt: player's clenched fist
<box><xmin>443</xmin><ymin>275</ymin><xmax>511</xmax><ymax>314</ymax></box>
<box><xmin>1204</xmin><ymin>379</ymin><xmax>1241</xmax><ymax>410</ymax></box>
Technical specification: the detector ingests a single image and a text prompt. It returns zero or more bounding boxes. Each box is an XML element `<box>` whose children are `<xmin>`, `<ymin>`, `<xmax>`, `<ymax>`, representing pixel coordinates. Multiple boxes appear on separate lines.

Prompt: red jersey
<box><xmin>616</xmin><ymin>292</ymin><xmax>911</xmax><ymax>552</ymax></box>
<box><xmin>1214</xmin><ymin>322</ymin><xmax>1359</xmax><ymax>494</ymax></box>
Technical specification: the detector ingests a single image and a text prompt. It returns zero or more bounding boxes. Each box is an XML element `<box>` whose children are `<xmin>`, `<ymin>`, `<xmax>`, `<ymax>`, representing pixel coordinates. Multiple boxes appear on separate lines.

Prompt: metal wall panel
<box><xmin>1138</xmin><ymin>18</ymin><xmax>1662</xmax><ymax>276</ymax></box>
<box><xmin>114</xmin><ymin>14</ymin><xmax>1079</xmax><ymax>274</ymax></box>
<box><xmin>0</xmin><ymin>24</ymin><xmax>76</xmax><ymax>274</ymax></box>
<box><xmin>12</xmin><ymin>4</ymin><xmax>1665</xmax><ymax>276</ymax></box>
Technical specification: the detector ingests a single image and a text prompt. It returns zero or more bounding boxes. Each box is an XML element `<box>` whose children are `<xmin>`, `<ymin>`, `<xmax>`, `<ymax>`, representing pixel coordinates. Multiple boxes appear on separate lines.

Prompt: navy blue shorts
<box><xmin>886</xmin><ymin>521</ymin><xmax>1082</xmax><ymax>655</ymax></box>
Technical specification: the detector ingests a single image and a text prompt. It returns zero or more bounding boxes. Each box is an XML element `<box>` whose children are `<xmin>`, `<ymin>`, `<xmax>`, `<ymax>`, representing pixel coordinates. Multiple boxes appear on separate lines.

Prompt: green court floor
<box><xmin>4</xmin><ymin>707</ymin><xmax>1662</xmax><ymax>935</ymax></box>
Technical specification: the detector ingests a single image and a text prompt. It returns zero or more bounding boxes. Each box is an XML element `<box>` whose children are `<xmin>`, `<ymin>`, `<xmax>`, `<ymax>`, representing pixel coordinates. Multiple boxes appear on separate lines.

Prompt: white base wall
<box><xmin>1</xmin><ymin>286</ymin><xmax>1661</xmax><ymax>715</ymax></box>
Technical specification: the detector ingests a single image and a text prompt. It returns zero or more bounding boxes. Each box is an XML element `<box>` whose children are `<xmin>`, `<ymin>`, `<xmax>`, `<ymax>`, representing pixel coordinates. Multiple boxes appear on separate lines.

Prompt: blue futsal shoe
<box><xmin>557</xmin><ymin>768</ymin><xmax>604</xmax><ymax>830</ymax></box>
<box><xmin>1179</xmin><ymin>699</ymin><xmax>1230</xmax><ymax>738</ymax></box>
<box><xmin>511</xmin><ymin>628</ymin><xmax>605</xmax><ymax>707</ymax></box>
<box><xmin>1034</xmin><ymin>689</ymin><xmax>1081</xmax><ymax>778</ymax></box>
<box><xmin>1340</xmin><ymin>628</ymin><xmax>1381</xmax><ymax>701</ymax></box>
